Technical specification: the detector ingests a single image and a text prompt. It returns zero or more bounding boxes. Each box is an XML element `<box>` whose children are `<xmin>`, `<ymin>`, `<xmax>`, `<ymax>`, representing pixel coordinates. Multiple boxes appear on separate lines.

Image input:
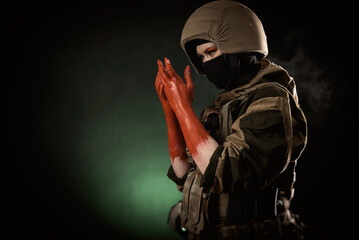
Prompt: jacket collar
<box><xmin>213</xmin><ymin>59</ymin><xmax>298</xmax><ymax>107</ymax></box>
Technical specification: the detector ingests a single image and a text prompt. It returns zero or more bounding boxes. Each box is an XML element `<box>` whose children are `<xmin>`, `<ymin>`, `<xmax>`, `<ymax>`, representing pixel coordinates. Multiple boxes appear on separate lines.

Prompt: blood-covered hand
<box><xmin>157</xmin><ymin>57</ymin><xmax>218</xmax><ymax>174</ymax></box>
<box><xmin>155</xmin><ymin>61</ymin><xmax>190</xmax><ymax>178</ymax></box>
<box><xmin>157</xmin><ymin>58</ymin><xmax>194</xmax><ymax>113</ymax></box>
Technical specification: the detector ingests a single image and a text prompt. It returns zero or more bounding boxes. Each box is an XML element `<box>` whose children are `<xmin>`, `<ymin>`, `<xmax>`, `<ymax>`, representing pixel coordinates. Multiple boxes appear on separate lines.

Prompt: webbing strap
<box><xmin>181</xmin><ymin>169</ymin><xmax>196</xmax><ymax>226</ymax></box>
<box><xmin>218</xmin><ymin>193</ymin><xmax>229</xmax><ymax>221</ymax></box>
<box><xmin>219</xmin><ymin>101</ymin><xmax>233</xmax><ymax>144</ymax></box>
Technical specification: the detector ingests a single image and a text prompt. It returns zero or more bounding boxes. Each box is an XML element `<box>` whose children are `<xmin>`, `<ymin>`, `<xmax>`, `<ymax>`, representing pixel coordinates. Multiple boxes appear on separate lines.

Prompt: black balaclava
<box><xmin>202</xmin><ymin>52</ymin><xmax>262</xmax><ymax>91</ymax></box>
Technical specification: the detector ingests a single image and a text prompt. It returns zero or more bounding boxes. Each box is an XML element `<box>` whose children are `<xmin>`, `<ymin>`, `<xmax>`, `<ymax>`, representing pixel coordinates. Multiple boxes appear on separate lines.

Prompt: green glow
<box><xmin>43</xmin><ymin>15</ymin><xmax>221</xmax><ymax>238</ymax></box>
<box><xmin>71</xmin><ymin>109</ymin><xmax>183</xmax><ymax>239</ymax></box>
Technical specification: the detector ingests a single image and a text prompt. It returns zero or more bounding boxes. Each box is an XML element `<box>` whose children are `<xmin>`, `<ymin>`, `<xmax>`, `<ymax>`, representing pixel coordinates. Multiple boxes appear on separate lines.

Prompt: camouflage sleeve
<box><xmin>202</xmin><ymin>85</ymin><xmax>298</xmax><ymax>194</ymax></box>
<box><xmin>167</xmin><ymin>165</ymin><xmax>188</xmax><ymax>192</ymax></box>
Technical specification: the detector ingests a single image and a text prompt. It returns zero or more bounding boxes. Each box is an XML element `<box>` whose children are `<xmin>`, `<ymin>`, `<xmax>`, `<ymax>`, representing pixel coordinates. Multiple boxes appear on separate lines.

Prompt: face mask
<box><xmin>202</xmin><ymin>53</ymin><xmax>261</xmax><ymax>91</ymax></box>
<box><xmin>202</xmin><ymin>54</ymin><xmax>232</xmax><ymax>89</ymax></box>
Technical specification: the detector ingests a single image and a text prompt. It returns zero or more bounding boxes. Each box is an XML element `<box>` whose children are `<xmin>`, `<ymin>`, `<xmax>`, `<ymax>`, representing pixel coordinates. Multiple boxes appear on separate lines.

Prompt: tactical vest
<box><xmin>180</xmin><ymin>82</ymin><xmax>302</xmax><ymax>236</ymax></box>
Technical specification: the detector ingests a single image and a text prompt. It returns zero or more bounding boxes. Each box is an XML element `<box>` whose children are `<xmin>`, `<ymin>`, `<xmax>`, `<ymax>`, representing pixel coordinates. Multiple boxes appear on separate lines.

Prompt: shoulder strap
<box><xmin>219</xmin><ymin>100</ymin><xmax>233</xmax><ymax>143</ymax></box>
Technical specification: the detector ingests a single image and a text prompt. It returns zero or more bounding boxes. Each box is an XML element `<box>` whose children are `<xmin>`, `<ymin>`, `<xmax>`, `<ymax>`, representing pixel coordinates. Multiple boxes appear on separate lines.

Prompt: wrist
<box><xmin>169</xmin><ymin>147</ymin><xmax>187</xmax><ymax>162</ymax></box>
<box><xmin>173</xmin><ymin>101</ymin><xmax>194</xmax><ymax>121</ymax></box>
<box><xmin>173</xmin><ymin>103</ymin><xmax>218</xmax><ymax>174</ymax></box>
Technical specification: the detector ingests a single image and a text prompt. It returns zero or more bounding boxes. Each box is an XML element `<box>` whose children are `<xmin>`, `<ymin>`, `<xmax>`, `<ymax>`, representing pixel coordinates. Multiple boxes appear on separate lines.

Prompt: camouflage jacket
<box><xmin>167</xmin><ymin>59</ymin><xmax>307</xmax><ymax>226</ymax></box>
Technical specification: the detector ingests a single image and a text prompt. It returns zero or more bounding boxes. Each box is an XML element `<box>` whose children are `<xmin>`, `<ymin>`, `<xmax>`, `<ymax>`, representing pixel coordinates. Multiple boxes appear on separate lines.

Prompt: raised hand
<box><xmin>155</xmin><ymin>60</ymin><xmax>190</xmax><ymax>178</ymax></box>
<box><xmin>157</xmin><ymin>58</ymin><xmax>194</xmax><ymax>113</ymax></box>
<box><xmin>157</xmin><ymin>57</ymin><xmax>218</xmax><ymax>174</ymax></box>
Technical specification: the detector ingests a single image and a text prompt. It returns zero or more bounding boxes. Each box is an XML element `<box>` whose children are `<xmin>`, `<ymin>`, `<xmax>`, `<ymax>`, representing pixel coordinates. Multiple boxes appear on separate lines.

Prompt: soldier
<box><xmin>155</xmin><ymin>1</ymin><xmax>307</xmax><ymax>239</ymax></box>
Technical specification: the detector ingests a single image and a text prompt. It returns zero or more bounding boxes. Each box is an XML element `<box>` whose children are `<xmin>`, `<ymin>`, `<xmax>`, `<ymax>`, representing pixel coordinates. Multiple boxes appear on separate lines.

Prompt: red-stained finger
<box><xmin>184</xmin><ymin>65</ymin><xmax>194</xmax><ymax>101</ymax></box>
<box><xmin>164</xmin><ymin>57</ymin><xmax>179</xmax><ymax>79</ymax></box>
<box><xmin>158</xmin><ymin>76</ymin><xmax>165</xmax><ymax>90</ymax></box>
<box><xmin>155</xmin><ymin>73</ymin><xmax>159</xmax><ymax>87</ymax></box>
<box><xmin>159</xmin><ymin>82</ymin><xmax>165</xmax><ymax>96</ymax></box>
<box><xmin>184</xmin><ymin>65</ymin><xmax>193</xmax><ymax>87</ymax></box>
<box><xmin>155</xmin><ymin>80</ymin><xmax>160</xmax><ymax>94</ymax></box>
<box><xmin>155</xmin><ymin>71</ymin><xmax>162</xmax><ymax>91</ymax></box>
<box><xmin>157</xmin><ymin>59</ymin><xmax>169</xmax><ymax>80</ymax></box>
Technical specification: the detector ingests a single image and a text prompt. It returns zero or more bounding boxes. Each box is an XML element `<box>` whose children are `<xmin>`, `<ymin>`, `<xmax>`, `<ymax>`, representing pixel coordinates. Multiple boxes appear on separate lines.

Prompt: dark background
<box><xmin>4</xmin><ymin>0</ymin><xmax>354</xmax><ymax>239</ymax></box>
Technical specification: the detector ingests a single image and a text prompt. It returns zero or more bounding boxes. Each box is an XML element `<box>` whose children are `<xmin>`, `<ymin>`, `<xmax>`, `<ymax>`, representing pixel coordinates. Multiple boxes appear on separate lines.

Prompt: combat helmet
<box><xmin>181</xmin><ymin>0</ymin><xmax>268</xmax><ymax>75</ymax></box>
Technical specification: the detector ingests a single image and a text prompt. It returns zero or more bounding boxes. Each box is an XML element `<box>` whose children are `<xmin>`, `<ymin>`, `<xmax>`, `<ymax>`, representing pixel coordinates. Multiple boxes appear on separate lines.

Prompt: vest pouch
<box><xmin>181</xmin><ymin>169</ymin><xmax>206</xmax><ymax>234</ymax></box>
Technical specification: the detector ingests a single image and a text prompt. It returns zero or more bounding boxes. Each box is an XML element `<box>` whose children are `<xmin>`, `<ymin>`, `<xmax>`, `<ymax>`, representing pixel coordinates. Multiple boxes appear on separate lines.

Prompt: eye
<box><xmin>206</xmin><ymin>47</ymin><xmax>217</xmax><ymax>57</ymax></box>
<box><xmin>208</xmin><ymin>50</ymin><xmax>216</xmax><ymax>57</ymax></box>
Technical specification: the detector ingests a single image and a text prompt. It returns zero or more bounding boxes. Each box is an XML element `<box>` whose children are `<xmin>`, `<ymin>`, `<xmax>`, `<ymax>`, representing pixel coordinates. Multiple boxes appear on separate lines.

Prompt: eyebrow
<box><xmin>197</xmin><ymin>46</ymin><xmax>218</xmax><ymax>56</ymax></box>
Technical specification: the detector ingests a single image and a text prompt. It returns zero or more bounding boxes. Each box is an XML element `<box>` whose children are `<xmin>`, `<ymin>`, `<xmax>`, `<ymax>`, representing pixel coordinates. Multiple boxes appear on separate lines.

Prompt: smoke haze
<box><xmin>270</xmin><ymin>47</ymin><xmax>332</xmax><ymax>124</ymax></box>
